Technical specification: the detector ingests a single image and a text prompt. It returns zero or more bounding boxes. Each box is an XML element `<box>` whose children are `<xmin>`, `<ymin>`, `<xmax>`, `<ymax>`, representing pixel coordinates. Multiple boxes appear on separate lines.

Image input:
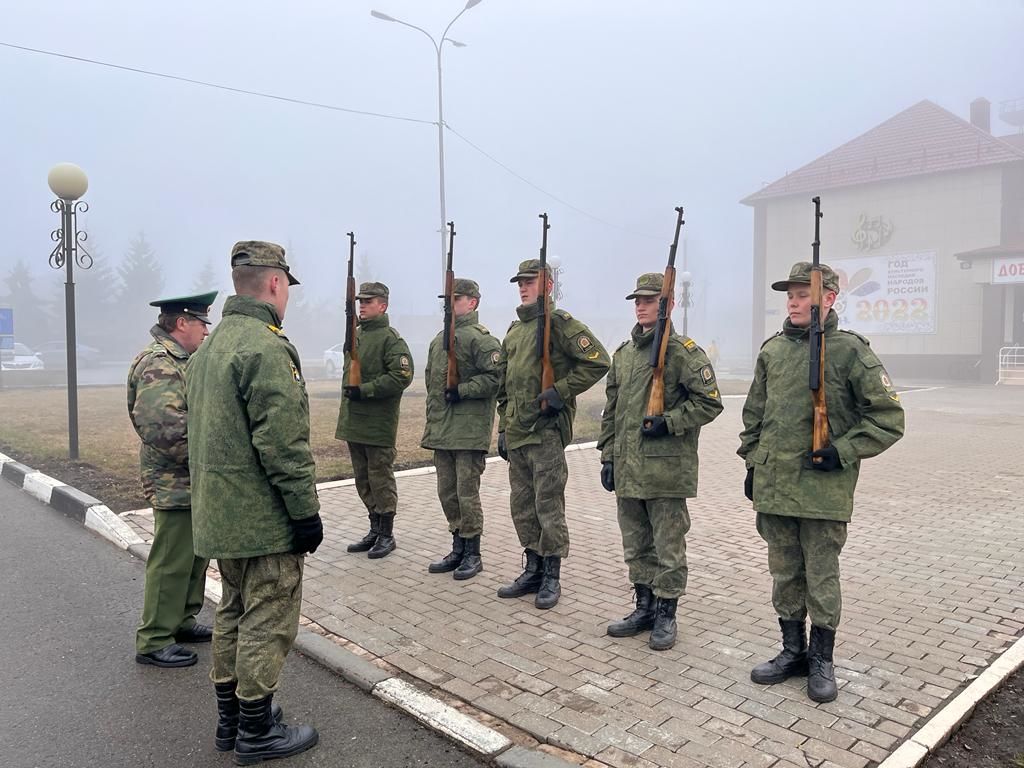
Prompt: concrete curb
<box><xmin>0</xmin><ymin>449</ymin><xmax>579</xmax><ymax>768</ymax></box>
<box><xmin>877</xmin><ymin>631</ymin><xmax>1024</xmax><ymax>768</ymax></box>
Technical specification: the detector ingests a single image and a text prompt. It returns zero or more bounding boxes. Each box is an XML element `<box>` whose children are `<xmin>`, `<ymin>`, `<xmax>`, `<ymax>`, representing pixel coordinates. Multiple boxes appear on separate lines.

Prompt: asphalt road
<box><xmin>0</xmin><ymin>479</ymin><xmax>485</xmax><ymax>768</ymax></box>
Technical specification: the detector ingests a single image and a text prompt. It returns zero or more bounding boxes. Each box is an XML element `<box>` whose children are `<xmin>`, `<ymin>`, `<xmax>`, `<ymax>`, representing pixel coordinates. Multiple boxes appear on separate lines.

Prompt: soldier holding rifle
<box><xmin>336</xmin><ymin>232</ymin><xmax>414</xmax><ymax>559</ymax></box>
<box><xmin>421</xmin><ymin>222</ymin><xmax>501</xmax><ymax>581</ymax></box>
<box><xmin>739</xmin><ymin>197</ymin><xmax>904</xmax><ymax>702</ymax></box>
<box><xmin>597</xmin><ymin>208</ymin><xmax>723</xmax><ymax>651</ymax></box>
<box><xmin>495</xmin><ymin>213</ymin><xmax>610</xmax><ymax>610</ymax></box>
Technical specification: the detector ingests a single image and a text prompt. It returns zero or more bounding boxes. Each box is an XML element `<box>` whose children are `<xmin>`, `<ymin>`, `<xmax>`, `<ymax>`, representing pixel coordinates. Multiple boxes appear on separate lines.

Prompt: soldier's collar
<box><xmin>222</xmin><ymin>295</ymin><xmax>282</xmax><ymax>327</ymax></box>
<box><xmin>149</xmin><ymin>324</ymin><xmax>190</xmax><ymax>359</ymax></box>
<box><xmin>455</xmin><ymin>309</ymin><xmax>479</xmax><ymax>327</ymax></box>
<box><xmin>359</xmin><ymin>314</ymin><xmax>390</xmax><ymax>330</ymax></box>
<box><xmin>515</xmin><ymin>299</ymin><xmax>553</xmax><ymax>322</ymax></box>
<box><xmin>630</xmin><ymin>323</ymin><xmax>658</xmax><ymax>348</ymax></box>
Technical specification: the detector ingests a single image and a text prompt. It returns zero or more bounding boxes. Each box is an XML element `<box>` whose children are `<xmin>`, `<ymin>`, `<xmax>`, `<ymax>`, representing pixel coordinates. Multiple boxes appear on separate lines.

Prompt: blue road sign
<box><xmin>0</xmin><ymin>307</ymin><xmax>12</xmax><ymax>337</ymax></box>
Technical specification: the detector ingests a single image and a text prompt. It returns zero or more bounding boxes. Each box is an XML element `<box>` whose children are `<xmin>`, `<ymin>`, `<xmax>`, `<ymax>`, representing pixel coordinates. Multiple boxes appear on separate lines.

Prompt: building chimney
<box><xmin>970</xmin><ymin>97</ymin><xmax>991</xmax><ymax>133</ymax></box>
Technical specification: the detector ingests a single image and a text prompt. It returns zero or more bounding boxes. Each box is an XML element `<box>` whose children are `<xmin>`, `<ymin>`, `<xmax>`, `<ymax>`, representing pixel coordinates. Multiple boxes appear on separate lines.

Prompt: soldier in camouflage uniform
<box><xmin>739</xmin><ymin>261</ymin><xmax>904</xmax><ymax>703</ymax></box>
<box><xmin>187</xmin><ymin>241</ymin><xmax>321</xmax><ymax>762</ymax></box>
<box><xmin>421</xmin><ymin>278</ymin><xmax>501</xmax><ymax>581</ymax></box>
<box><xmin>129</xmin><ymin>291</ymin><xmax>217</xmax><ymax>669</ymax></box>
<box><xmin>336</xmin><ymin>282</ymin><xmax>413</xmax><ymax>559</ymax></box>
<box><xmin>597</xmin><ymin>273</ymin><xmax>723</xmax><ymax>650</ymax></box>
<box><xmin>496</xmin><ymin>259</ymin><xmax>610</xmax><ymax>609</ymax></box>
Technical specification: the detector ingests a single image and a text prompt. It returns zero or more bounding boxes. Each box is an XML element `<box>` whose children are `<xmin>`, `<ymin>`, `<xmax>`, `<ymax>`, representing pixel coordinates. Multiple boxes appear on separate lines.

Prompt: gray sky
<box><xmin>2</xmin><ymin>0</ymin><xmax>1022</xmax><ymax>360</ymax></box>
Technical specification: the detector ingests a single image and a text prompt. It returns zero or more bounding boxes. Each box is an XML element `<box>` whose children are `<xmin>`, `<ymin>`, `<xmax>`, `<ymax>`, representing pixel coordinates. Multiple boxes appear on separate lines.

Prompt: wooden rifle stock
<box><xmin>809</xmin><ymin>197</ymin><xmax>828</xmax><ymax>459</ymax></box>
<box><xmin>537</xmin><ymin>213</ymin><xmax>555</xmax><ymax>408</ymax></box>
<box><xmin>644</xmin><ymin>206</ymin><xmax>685</xmax><ymax>425</ymax></box>
<box><xmin>345</xmin><ymin>231</ymin><xmax>361</xmax><ymax>387</ymax></box>
<box><xmin>444</xmin><ymin>221</ymin><xmax>459</xmax><ymax>390</ymax></box>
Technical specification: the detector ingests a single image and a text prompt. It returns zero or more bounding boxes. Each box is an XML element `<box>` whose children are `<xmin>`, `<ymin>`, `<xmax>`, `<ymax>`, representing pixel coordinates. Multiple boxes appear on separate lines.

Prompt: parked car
<box><xmin>323</xmin><ymin>343</ymin><xmax>344</xmax><ymax>379</ymax></box>
<box><xmin>0</xmin><ymin>342</ymin><xmax>44</xmax><ymax>371</ymax></box>
<box><xmin>35</xmin><ymin>340</ymin><xmax>101</xmax><ymax>369</ymax></box>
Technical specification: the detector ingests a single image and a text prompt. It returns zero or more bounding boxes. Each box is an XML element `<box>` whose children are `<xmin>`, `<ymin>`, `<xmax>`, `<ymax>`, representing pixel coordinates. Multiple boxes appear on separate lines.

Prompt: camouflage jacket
<box><xmin>497</xmin><ymin>301</ymin><xmax>610</xmax><ymax>450</ymax></box>
<box><xmin>334</xmin><ymin>314</ymin><xmax>413</xmax><ymax>447</ymax></box>
<box><xmin>421</xmin><ymin>310</ymin><xmax>501</xmax><ymax>452</ymax></box>
<box><xmin>127</xmin><ymin>325</ymin><xmax>192</xmax><ymax>510</ymax></box>
<box><xmin>186</xmin><ymin>295</ymin><xmax>320</xmax><ymax>559</ymax></box>
<box><xmin>598</xmin><ymin>324</ymin><xmax>723</xmax><ymax>499</ymax></box>
<box><xmin>738</xmin><ymin>311</ymin><xmax>905</xmax><ymax>522</ymax></box>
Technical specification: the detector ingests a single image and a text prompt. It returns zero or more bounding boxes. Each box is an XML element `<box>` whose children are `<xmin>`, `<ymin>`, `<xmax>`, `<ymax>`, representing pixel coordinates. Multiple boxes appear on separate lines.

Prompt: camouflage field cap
<box><xmin>230</xmin><ymin>241</ymin><xmax>300</xmax><ymax>286</ymax></box>
<box><xmin>149</xmin><ymin>291</ymin><xmax>219</xmax><ymax>325</ymax></box>
<box><xmin>771</xmin><ymin>261</ymin><xmax>840</xmax><ymax>293</ymax></box>
<box><xmin>625</xmin><ymin>272</ymin><xmax>664</xmax><ymax>300</ymax></box>
<box><xmin>508</xmin><ymin>259</ymin><xmax>548</xmax><ymax>282</ymax></box>
<box><xmin>355</xmin><ymin>281</ymin><xmax>389</xmax><ymax>300</ymax></box>
<box><xmin>437</xmin><ymin>278</ymin><xmax>481</xmax><ymax>299</ymax></box>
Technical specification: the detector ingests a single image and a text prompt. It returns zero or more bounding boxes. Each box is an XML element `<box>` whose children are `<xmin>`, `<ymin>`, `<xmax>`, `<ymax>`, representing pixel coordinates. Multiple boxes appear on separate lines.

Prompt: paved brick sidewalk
<box><xmin>124</xmin><ymin>386</ymin><xmax>1024</xmax><ymax>767</ymax></box>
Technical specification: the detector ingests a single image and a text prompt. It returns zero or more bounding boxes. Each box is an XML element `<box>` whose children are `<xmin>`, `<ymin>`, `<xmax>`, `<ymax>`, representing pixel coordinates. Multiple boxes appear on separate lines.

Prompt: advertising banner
<box><xmin>832</xmin><ymin>252</ymin><xmax>936</xmax><ymax>335</ymax></box>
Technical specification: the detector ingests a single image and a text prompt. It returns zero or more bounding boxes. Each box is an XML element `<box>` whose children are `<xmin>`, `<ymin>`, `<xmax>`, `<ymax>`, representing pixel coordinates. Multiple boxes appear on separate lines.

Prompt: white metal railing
<box><xmin>997</xmin><ymin>346</ymin><xmax>1024</xmax><ymax>385</ymax></box>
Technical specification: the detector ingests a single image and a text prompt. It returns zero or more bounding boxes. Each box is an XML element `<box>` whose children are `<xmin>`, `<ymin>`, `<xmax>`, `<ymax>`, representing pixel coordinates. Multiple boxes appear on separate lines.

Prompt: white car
<box><xmin>323</xmin><ymin>343</ymin><xmax>344</xmax><ymax>379</ymax></box>
<box><xmin>0</xmin><ymin>342</ymin><xmax>44</xmax><ymax>371</ymax></box>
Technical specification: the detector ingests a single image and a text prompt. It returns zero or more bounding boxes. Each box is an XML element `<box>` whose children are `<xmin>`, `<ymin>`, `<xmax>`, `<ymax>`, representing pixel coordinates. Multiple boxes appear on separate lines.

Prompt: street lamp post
<box><xmin>371</xmin><ymin>0</ymin><xmax>482</xmax><ymax>289</ymax></box>
<box><xmin>47</xmin><ymin>162</ymin><xmax>92</xmax><ymax>460</ymax></box>
<box><xmin>679</xmin><ymin>270</ymin><xmax>692</xmax><ymax>338</ymax></box>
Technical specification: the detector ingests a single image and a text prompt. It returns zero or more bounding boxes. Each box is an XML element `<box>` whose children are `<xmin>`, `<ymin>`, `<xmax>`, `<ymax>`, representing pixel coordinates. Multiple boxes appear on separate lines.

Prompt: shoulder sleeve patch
<box><xmin>491</xmin><ymin>350</ymin><xmax>501</xmax><ymax>365</ymax></box>
<box><xmin>576</xmin><ymin>334</ymin><xmax>594</xmax><ymax>352</ymax></box>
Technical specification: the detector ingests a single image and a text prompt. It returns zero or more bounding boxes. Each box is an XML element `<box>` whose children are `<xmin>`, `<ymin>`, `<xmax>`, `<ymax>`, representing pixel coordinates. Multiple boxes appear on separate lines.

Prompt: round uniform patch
<box><xmin>491</xmin><ymin>351</ymin><xmax>501</xmax><ymax>364</ymax></box>
<box><xmin>577</xmin><ymin>335</ymin><xmax>592</xmax><ymax>351</ymax></box>
<box><xmin>701</xmin><ymin>365</ymin><xmax>714</xmax><ymax>383</ymax></box>
<box><xmin>880</xmin><ymin>371</ymin><xmax>892</xmax><ymax>388</ymax></box>
<box><xmin>400</xmin><ymin>355</ymin><xmax>410</xmax><ymax>369</ymax></box>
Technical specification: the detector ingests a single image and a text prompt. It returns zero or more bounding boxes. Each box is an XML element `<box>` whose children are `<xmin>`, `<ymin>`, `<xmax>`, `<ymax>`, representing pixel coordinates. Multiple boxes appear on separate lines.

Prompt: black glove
<box><xmin>497</xmin><ymin>431</ymin><xmax>509</xmax><ymax>461</ymax></box>
<box><xmin>291</xmin><ymin>513</ymin><xmax>324</xmax><ymax>555</ymax></box>
<box><xmin>640</xmin><ymin>415</ymin><xmax>669</xmax><ymax>437</ymax></box>
<box><xmin>343</xmin><ymin>385</ymin><xmax>362</xmax><ymax>401</ymax></box>
<box><xmin>600</xmin><ymin>462</ymin><xmax>615</xmax><ymax>493</ymax></box>
<box><xmin>444</xmin><ymin>386</ymin><xmax>462</xmax><ymax>404</ymax></box>
<box><xmin>744</xmin><ymin>467</ymin><xmax>754</xmax><ymax>501</ymax></box>
<box><xmin>808</xmin><ymin>445</ymin><xmax>841</xmax><ymax>472</ymax></box>
<box><xmin>536</xmin><ymin>387</ymin><xmax>565</xmax><ymax>417</ymax></box>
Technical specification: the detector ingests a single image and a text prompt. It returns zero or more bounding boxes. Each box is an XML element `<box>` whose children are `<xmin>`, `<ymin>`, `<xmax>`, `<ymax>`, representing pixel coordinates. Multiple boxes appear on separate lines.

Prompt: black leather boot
<box><xmin>453</xmin><ymin>535</ymin><xmax>482</xmax><ymax>580</ymax></box>
<box><xmin>607</xmin><ymin>584</ymin><xmax>656</xmax><ymax>637</ymax></box>
<box><xmin>214</xmin><ymin>682</ymin><xmax>283</xmax><ymax>752</ymax></box>
<box><xmin>347</xmin><ymin>512</ymin><xmax>380</xmax><ymax>553</ymax></box>
<box><xmin>496</xmin><ymin>549</ymin><xmax>543</xmax><ymax>598</ymax></box>
<box><xmin>428</xmin><ymin>532</ymin><xmax>464</xmax><ymax>573</ymax></box>
<box><xmin>367</xmin><ymin>513</ymin><xmax>396</xmax><ymax>559</ymax></box>
<box><xmin>750</xmin><ymin>619</ymin><xmax>809</xmax><ymax>684</ymax></box>
<box><xmin>648</xmin><ymin>597</ymin><xmax>678</xmax><ymax>650</ymax></box>
<box><xmin>234</xmin><ymin>695</ymin><xmax>318</xmax><ymax>765</ymax></box>
<box><xmin>807</xmin><ymin>625</ymin><xmax>838</xmax><ymax>703</ymax></box>
<box><xmin>534</xmin><ymin>556</ymin><xmax>561</xmax><ymax>609</ymax></box>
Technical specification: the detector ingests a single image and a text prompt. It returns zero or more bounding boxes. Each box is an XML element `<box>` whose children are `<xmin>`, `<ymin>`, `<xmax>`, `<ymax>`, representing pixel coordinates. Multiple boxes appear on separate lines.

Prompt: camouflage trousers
<box><xmin>211</xmin><ymin>553</ymin><xmax>304</xmax><ymax>701</ymax></box>
<box><xmin>756</xmin><ymin>513</ymin><xmax>848</xmax><ymax>630</ymax></box>
<box><xmin>617</xmin><ymin>497</ymin><xmax>690</xmax><ymax>598</ymax></box>
<box><xmin>136</xmin><ymin>507</ymin><xmax>208</xmax><ymax>653</ymax></box>
<box><xmin>348</xmin><ymin>441</ymin><xmax>398</xmax><ymax>516</ymax></box>
<box><xmin>508</xmin><ymin>429</ymin><xmax>570</xmax><ymax>558</ymax></box>
<box><xmin>433</xmin><ymin>449</ymin><xmax>487</xmax><ymax>538</ymax></box>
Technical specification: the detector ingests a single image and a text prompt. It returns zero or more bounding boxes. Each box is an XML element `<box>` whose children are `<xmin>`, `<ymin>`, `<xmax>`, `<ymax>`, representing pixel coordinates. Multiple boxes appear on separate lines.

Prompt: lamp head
<box><xmin>370</xmin><ymin>10</ymin><xmax>397</xmax><ymax>21</ymax></box>
<box><xmin>680</xmin><ymin>270</ymin><xmax>693</xmax><ymax>285</ymax></box>
<box><xmin>48</xmin><ymin>163</ymin><xmax>89</xmax><ymax>201</ymax></box>
<box><xmin>465</xmin><ymin>0</ymin><xmax>483</xmax><ymax>8</ymax></box>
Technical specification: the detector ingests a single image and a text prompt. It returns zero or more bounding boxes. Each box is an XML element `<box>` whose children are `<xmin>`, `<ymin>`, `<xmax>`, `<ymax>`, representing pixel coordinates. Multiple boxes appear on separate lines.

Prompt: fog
<box><xmin>1</xmin><ymin>0</ymin><xmax>1022</xmax><ymax>372</ymax></box>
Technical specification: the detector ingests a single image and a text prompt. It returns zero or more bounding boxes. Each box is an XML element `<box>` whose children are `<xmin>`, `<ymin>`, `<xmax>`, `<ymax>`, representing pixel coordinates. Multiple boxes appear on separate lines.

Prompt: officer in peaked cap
<box><xmin>129</xmin><ymin>290</ymin><xmax>219</xmax><ymax>669</ymax></box>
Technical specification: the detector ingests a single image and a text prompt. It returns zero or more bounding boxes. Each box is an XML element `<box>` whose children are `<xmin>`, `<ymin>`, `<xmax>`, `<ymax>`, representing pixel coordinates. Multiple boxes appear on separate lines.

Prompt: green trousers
<box><xmin>433</xmin><ymin>449</ymin><xmax>486</xmax><ymax>537</ymax></box>
<box><xmin>507</xmin><ymin>429</ymin><xmax>570</xmax><ymax>558</ymax></box>
<box><xmin>348</xmin><ymin>441</ymin><xmax>399</xmax><ymax>515</ymax></box>
<box><xmin>756</xmin><ymin>512</ymin><xmax>848</xmax><ymax>630</ymax></box>
<box><xmin>616</xmin><ymin>497</ymin><xmax>690</xmax><ymax>598</ymax></box>
<box><xmin>136</xmin><ymin>507</ymin><xmax>208</xmax><ymax>654</ymax></box>
<box><xmin>211</xmin><ymin>553</ymin><xmax>304</xmax><ymax>702</ymax></box>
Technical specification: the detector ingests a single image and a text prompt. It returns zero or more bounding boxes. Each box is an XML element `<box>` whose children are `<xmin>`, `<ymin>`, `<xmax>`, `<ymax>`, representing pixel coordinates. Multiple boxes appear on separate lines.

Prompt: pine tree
<box><xmin>1</xmin><ymin>260</ymin><xmax>54</xmax><ymax>347</ymax></box>
<box><xmin>191</xmin><ymin>259</ymin><xmax>223</xmax><ymax>296</ymax></box>
<box><xmin>357</xmin><ymin>252</ymin><xmax>374</xmax><ymax>283</ymax></box>
<box><xmin>114</xmin><ymin>232</ymin><xmax>166</xmax><ymax>354</ymax></box>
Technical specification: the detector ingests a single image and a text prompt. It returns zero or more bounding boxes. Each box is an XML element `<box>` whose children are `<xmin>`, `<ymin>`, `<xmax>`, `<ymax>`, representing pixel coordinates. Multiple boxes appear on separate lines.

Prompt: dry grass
<box><xmin>0</xmin><ymin>376</ymin><xmax>748</xmax><ymax>510</ymax></box>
